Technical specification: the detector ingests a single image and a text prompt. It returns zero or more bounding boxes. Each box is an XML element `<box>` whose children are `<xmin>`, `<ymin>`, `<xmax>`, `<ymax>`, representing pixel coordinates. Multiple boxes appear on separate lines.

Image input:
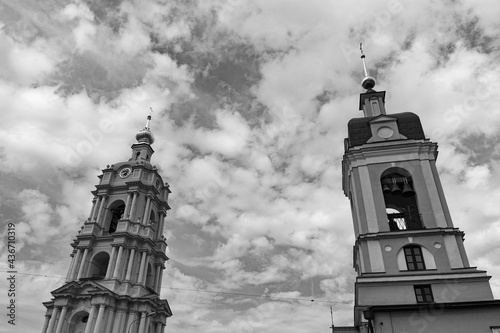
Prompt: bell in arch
<box><xmin>391</xmin><ymin>178</ymin><xmax>402</xmax><ymax>195</ymax></box>
<box><xmin>401</xmin><ymin>178</ymin><xmax>415</xmax><ymax>197</ymax></box>
<box><xmin>382</xmin><ymin>182</ymin><xmax>391</xmax><ymax>193</ymax></box>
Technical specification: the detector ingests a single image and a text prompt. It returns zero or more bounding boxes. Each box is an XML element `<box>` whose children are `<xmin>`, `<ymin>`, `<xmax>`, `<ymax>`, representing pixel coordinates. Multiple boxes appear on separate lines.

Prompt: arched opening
<box><xmin>397</xmin><ymin>244</ymin><xmax>436</xmax><ymax>271</ymax></box>
<box><xmin>381</xmin><ymin>168</ymin><xmax>423</xmax><ymax>231</ymax></box>
<box><xmin>149</xmin><ymin>210</ymin><xmax>156</xmax><ymax>227</ymax></box>
<box><xmin>136</xmin><ymin>151</ymin><xmax>141</xmax><ymax>160</ymax></box>
<box><xmin>68</xmin><ymin>310</ymin><xmax>89</xmax><ymax>333</ymax></box>
<box><xmin>87</xmin><ymin>251</ymin><xmax>109</xmax><ymax>279</ymax></box>
<box><xmin>146</xmin><ymin>263</ymin><xmax>155</xmax><ymax>290</ymax></box>
<box><xmin>106</xmin><ymin>200</ymin><xmax>125</xmax><ymax>234</ymax></box>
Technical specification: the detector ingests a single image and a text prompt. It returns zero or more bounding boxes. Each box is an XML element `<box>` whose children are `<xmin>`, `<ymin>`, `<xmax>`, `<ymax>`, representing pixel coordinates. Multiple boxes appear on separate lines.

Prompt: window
<box><xmin>381</xmin><ymin>168</ymin><xmax>424</xmax><ymax>231</ymax></box>
<box><xmin>87</xmin><ymin>252</ymin><xmax>110</xmax><ymax>279</ymax></box>
<box><xmin>404</xmin><ymin>245</ymin><xmax>426</xmax><ymax>270</ymax></box>
<box><xmin>414</xmin><ymin>285</ymin><xmax>433</xmax><ymax>303</ymax></box>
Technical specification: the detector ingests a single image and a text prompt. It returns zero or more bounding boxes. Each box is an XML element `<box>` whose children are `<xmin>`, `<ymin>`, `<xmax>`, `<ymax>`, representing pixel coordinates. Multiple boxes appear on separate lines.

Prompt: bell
<box><xmin>391</xmin><ymin>179</ymin><xmax>402</xmax><ymax>195</ymax></box>
<box><xmin>402</xmin><ymin>179</ymin><xmax>415</xmax><ymax>197</ymax></box>
<box><xmin>382</xmin><ymin>183</ymin><xmax>391</xmax><ymax>193</ymax></box>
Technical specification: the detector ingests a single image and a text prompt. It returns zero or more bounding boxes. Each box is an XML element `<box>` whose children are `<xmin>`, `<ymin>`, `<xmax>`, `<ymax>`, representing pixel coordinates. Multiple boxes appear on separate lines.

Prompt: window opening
<box><xmin>404</xmin><ymin>245</ymin><xmax>426</xmax><ymax>270</ymax></box>
<box><xmin>136</xmin><ymin>151</ymin><xmax>141</xmax><ymax>160</ymax></box>
<box><xmin>87</xmin><ymin>252</ymin><xmax>110</xmax><ymax>279</ymax></box>
<box><xmin>414</xmin><ymin>285</ymin><xmax>433</xmax><ymax>303</ymax></box>
<box><xmin>381</xmin><ymin>171</ymin><xmax>423</xmax><ymax>231</ymax></box>
<box><xmin>109</xmin><ymin>204</ymin><xmax>125</xmax><ymax>233</ymax></box>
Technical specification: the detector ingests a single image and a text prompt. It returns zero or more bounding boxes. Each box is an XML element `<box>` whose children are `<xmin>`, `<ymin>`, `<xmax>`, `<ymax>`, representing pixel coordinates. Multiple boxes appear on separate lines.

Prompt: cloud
<box><xmin>1</xmin><ymin>1</ymin><xmax>500</xmax><ymax>332</ymax></box>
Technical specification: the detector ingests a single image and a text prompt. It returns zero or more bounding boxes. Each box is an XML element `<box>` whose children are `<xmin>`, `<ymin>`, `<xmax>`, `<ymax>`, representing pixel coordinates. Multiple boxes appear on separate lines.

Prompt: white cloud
<box><xmin>1</xmin><ymin>1</ymin><xmax>500</xmax><ymax>332</ymax></box>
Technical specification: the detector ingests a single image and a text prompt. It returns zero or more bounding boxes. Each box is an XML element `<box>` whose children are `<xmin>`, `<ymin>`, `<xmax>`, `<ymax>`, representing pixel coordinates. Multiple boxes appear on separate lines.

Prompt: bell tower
<box><xmin>341</xmin><ymin>46</ymin><xmax>500</xmax><ymax>332</ymax></box>
<box><xmin>41</xmin><ymin>112</ymin><xmax>172</xmax><ymax>333</ymax></box>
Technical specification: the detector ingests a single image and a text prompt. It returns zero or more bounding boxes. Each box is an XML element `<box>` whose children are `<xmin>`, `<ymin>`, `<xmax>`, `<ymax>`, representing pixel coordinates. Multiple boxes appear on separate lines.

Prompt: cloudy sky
<box><xmin>1</xmin><ymin>0</ymin><xmax>500</xmax><ymax>332</ymax></box>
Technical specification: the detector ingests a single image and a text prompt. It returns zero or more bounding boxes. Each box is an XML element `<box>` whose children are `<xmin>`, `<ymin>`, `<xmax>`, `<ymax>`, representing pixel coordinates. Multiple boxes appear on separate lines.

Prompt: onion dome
<box><xmin>135</xmin><ymin>111</ymin><xmax>155</xmax><ymax>144</ymax></box>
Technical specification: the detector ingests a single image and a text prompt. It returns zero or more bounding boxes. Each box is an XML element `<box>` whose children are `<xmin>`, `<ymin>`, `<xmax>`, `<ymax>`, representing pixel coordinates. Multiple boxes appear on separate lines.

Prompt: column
<box><xmin>65</xmin><ymin>252</ymin><xmax>77</xmax><ymax>282</ymax></box>
<box><xmin>54</xmin><ymin>306</ymin><xmax>67</xmax><ymax>333</ymax></box>
<box><xmin>88</xmin><ymin>198</ymin><xmax>97</xmax><ymax>220</ymax></box>
<box><xmin>124</xmin><ymin>192</ymin><xmax>132</xmax><ymax>218</ymax></box>
<box><xmin>68</xmin><ymin>249</ymin><xmax>82</xmax><ymax>281</ymax></box>
<box><xmin>157</xmin><ymin>213</ymin><xmax>165</xmax><ymax>239</ymax></box>
<box><xmin>118</xmin><ymin>309</ymin><xmax>129</xmax><ymax>333</ymax></box>
<box><xmin>93</xmin><ymin>305</ymin><xmax>107</xmax><ymax>333</ymax></box>
<box><xmin>111</xmin><ymin>309</ymin><xmax>124</xmax><ymax>333</ymax></box>
<box><xmin>76</xmin><ymin>248</ymin><xmax>89</xmax><ymax>280</ymax></box>
<box><xmin>155</xmin><ymin>322</ymin><xmax>162</xmax><ymax>333</ymax></box>
<box><xmin>96</xmin><ymin>194</ymin><xmax>108</xmax><ymax>225</ymax></box>
<box><xmin>105</xmin><ymin>246</ymin><xmax>118</xmax><ymax>279</ymax></box>
<box><xmin>138</xmin><ymin>312</ymin><xmax>147</xmax><ymax>333</ymax></box>
<box><xmin>144</xmin><ymin>314</ymin><xmax>152</xmax><ymax>333</ymax></box>
<box><xmin>41</xmin><ymin>315</ymin><xmax>50</xmax><ymax>333</ymax></box>
<box><xmin>157</xmin><ymin>267</ymin><xmax>164</xmax><ymax>293</ymax></box>
<box><xmin>112</xmin><ymin>246</ymin><xmax>124</xmax><ymax>279</ymax></box>
<box><xmin>137</xmin><ymin>252</ymin><xmax>147</xmax><ymax>284</ymax></box>
<box><xmin>84</xmin><ymin>305</ymin><xmax>98</xmax><ymax>333</ymax></box>
<box><xmin>126</xmin><ymin>312</ymin><xmax>138</xmax><ymax>333</ymax></box>
<box><xmin>129</xmin><ymin>192</ymin><xmax>138</xmax><ymax>221</ymax></box>
<box><xmin>125</xmin><ymin>248</ymin><xmax>136</xmax><ymax>281</ymax></box>
<box><xmin>142</xmin><ymin>196</ymin><xmax>151</xmax><ymax>224</ymax></box>
<box><xmin>91</xmin><ymin>196</ymin><xmax>102</xmax><ymax>221</ymax></box>
<box><xmin>160</xmin><ymin>323</ymin><xmax>166</xmax><ymax>333</ymax></box>
<box><xmin>154</xmin><ymin>265</ymin><xmax>161</xmax><ymax>292</ymax></box>
<box><xmin>104</xmin><ymin>307</ymin><xmax>115</xmax><ymax>333</ymax></box>
<box><xmin>46</xmin><ymin>307</ymin><xmax>59</xmax><ymax>333</ymax></box>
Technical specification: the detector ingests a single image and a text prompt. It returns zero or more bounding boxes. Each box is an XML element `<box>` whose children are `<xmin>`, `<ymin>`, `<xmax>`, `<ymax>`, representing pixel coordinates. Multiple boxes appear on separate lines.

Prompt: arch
<box><xmin>397</xmin><ymin>244</ymin><xmax>436</xmax><ymax>271</ymax></box>
<box><xmin>381</xmin><ymin>167</ymin><xmax>423</xmax><ymax>231</ymax></box>
<box><xmin>87</xmin><ymin>251</ymin><xmax>110</xmax><ymax>279</ymax></box>
<box><xmin>146</xmin><ymin>263</ymin><xmax>155</xmax><ymax>290</ymax></box>
<box><xmin>105</xmin><ymin>200</ymin><xmax>125</xmax><ymax>234</ymax></box>
<box><xmin>148</xmin><ymin>209</ymin><xmax>157</xmax><ymax>230</ymax></box>
<box><xmin>68</xmin><ymin>310</ymin><xmax>89</xmax><ymax>333</ymax></box>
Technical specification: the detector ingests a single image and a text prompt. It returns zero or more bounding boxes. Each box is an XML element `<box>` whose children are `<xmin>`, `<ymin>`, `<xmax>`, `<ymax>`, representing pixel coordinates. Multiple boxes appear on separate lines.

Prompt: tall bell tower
<box><xmin>341</xmin><ymin>47</ymin><xmax>500</xmax><ymax>332</ymax></box>
<box><xmin>41</xmin><ymin>113</ymin><xmax>172</xmax><ymax>333</ymax></box>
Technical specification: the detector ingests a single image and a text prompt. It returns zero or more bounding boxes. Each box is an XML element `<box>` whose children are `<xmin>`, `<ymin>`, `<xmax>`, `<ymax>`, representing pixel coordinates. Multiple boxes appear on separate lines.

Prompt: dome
<box><xmin>135</xmin><ymin>128</ymin><xmax>155</xmax><ymax>144</ymax></box>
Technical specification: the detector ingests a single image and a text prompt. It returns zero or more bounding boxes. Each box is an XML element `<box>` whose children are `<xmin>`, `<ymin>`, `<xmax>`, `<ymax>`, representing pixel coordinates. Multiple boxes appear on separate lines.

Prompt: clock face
<box><xmin>119</xmin><ymin>167</ymin><xmax>132</xmax><ymax>178</ymax></box>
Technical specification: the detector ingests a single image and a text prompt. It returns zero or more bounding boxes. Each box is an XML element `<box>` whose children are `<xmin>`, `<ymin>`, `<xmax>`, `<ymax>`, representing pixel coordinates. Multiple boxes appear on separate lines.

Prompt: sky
<box><xmin>0</xmin><ymin>0</ymin><xmax>500</xmax><ymax>332</ymax></box>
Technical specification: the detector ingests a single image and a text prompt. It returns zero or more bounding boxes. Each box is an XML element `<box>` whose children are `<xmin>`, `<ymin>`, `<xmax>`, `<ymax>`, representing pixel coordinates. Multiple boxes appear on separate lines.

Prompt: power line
<box><xmin>0</xmin><ymin>270</ymin><xmax>352</xmax><ymax>305</ymax></box>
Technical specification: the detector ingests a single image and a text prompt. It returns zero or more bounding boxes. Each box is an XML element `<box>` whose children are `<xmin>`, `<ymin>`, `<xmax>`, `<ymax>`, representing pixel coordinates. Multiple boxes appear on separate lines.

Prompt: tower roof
<box><xmin>346</xmin><ymin>112</ymin><xmax>426</xmax><ymax>148</ymax></box>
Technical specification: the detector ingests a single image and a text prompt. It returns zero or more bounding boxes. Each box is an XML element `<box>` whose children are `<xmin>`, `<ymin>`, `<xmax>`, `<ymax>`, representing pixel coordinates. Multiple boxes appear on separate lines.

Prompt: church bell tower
<box><xmin>341</xmin><ymin>47</ymin><xmax>500</xmax><ymax>332</ymax></box>
<box><xmin>41</xmin><ymin>113</ymin><xmax>172</xmax><ymax>333</ymax></box>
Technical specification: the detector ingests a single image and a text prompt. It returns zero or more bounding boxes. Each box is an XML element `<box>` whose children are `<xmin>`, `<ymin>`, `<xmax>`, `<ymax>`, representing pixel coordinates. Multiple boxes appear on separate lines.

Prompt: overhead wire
<box><xmin>0</xmin><ymin>270</ymin><xmax>351</xmax><ymax>305</ymax></box>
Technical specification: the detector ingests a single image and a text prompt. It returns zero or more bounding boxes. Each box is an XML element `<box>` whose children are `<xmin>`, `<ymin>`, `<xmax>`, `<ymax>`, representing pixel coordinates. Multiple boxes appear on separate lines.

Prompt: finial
<box><xmin>145</xmin><ymin>107</ymin><xmax>153</xmax><ymax>129</ymax></box>
<box><xmin>359</xmin><ymin>43</ymin><xmax>376</xmax><ymax>90</ymax></box>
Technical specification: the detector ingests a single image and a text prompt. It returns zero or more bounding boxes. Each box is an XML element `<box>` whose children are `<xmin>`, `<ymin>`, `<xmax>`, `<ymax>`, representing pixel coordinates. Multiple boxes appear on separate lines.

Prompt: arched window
<box><xmin>106</xmin><ymin>200</ymin><xmax>125</xmax><ymax>234</ymax></box>
<box><xmin>87</xmin><ymin>251</ymin><xmax>110</xmax><ymax>279</ymax></box>
<box><xmin>136</xmin><ymin>151</ymin><xmax>141</xmax><ymax>160</ymax></box>
<box><xmin>381</xmin><ymin>168</ymin><xmax>423</xmax><ymax>231</ymax></box>
<box><xmin>149</xmin><ymin>210</ymin><xmax>156</xmax><ymax>227</ymax></box>
<box><xmin>68</xmin><ymin>310</ymin><xmax>89</xmax><ymax>333</ymax></box>
<box><xmin>403</xmin><ymin>245</ymin><xmax>425</xmax><ymax>271</ymax></box>
<box><xmin>146</xmin><ymin>263</ymin><xmax>155</xmax><ymax>290</ymax></box>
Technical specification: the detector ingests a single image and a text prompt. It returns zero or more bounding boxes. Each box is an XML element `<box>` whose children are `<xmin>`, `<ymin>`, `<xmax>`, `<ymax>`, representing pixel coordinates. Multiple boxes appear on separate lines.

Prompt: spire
<box><xmin>360</xmin><ymin>43</ymin><xmax>376</xmax><ymax>91</ymax></box>
<box><xmin>358</xmin><ymin>43</ymin><xmax>386</xmax><ymax>117</ymax></box>
<box><xmin>135</xmin><ymin>108</ymin><xmax>155</xmax><ymax>144</ymax></box>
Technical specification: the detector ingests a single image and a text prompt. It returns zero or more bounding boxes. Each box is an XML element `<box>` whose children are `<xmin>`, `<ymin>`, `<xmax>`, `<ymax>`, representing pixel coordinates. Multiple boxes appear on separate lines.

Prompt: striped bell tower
<box><xmin>340</xmin><ymin>46</ymin><xmax>500</xmax><ymax>333</ymax></box>
<box><xmin>41</xmin><ymin>112</ymin><xmax>172</xmax><ymax>333</ymax></box>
